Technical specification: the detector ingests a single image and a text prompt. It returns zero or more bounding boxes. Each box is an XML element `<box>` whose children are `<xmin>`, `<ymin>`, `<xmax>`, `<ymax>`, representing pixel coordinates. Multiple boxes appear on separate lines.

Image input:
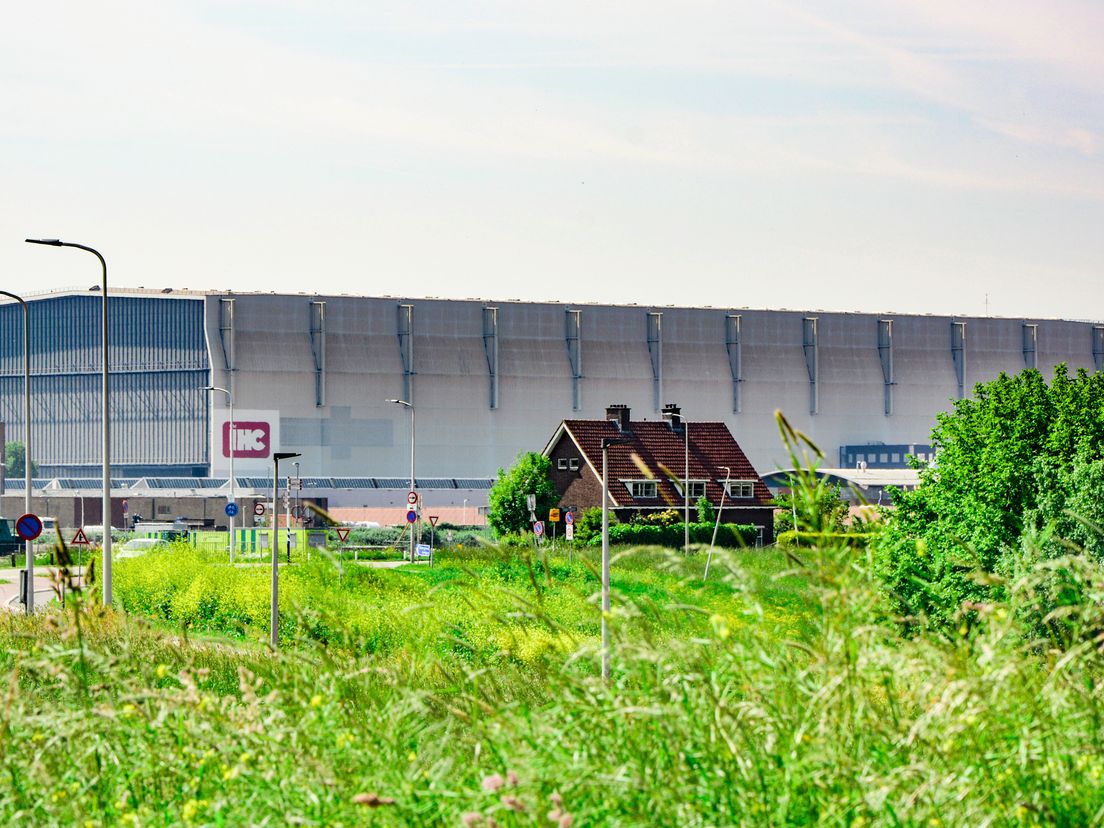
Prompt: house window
<box><xmin>628</xmin><ymin>481</ymin><xmax>658</xmax><ymax>499</ymax></box>
<box><xmin>725</xmin><ymin>480</ymin><xmax>755</xmax><ymax>498</ymax></box>
<box><xmin>891</xmin><ymin>453</ymin><xmax>901</xmax><ymax>463</ymax></box>
<box><xmin>557</xmin><ymin>458</ymin><xmax>568</xmax><ymax>470</ymax></box>
<box><xmin>686</xmin><ymin>481</ymin><xmax>706</xmax><ymax>499</ymax></box>
<box><xmin>879</xmin><ymin>453</ymin><xmax>889</xmax><ymax>463</ymax></box>
<box><xmin>569</xmin><ymin>457</ymin><xmax>579</xmax><ymax>471</ymax></box>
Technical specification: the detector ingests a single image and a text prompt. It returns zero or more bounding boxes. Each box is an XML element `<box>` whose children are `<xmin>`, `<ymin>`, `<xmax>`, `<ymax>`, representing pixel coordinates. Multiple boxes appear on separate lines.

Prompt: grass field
<box><xmin>1</xmin><ymin>537</ymin><xmax>1103</xmax><ymax>826</ymax></box>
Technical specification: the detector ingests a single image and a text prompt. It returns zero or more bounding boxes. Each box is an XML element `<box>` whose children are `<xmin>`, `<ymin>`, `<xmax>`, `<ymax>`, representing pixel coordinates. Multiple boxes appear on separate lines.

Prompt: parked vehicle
<box><xmin>1</xmin><ymin>519</ymin><xmax>21</xmax><ymax>561</ymax></box>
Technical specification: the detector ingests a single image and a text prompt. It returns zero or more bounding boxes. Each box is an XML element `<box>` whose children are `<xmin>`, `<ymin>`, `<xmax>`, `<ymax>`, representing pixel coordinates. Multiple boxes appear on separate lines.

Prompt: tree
<box><xmin>487</xmin><ymin>451</ymin><xmax>558</xmax><ymax>537</ymax></box>
<box><xmin>875</xmin><ymin>365</ymin><xmax>1104</xmax><ymax>627</ymax></box>
<box><xmin>3</xmin><ymin>441</ymin><xmax>38</xmax><ymax>479</ymax></box>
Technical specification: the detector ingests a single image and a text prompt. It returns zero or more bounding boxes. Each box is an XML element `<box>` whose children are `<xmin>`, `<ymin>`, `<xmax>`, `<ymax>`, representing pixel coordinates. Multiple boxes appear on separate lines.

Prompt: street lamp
<box><xmin>271</xmin><ymin>451</ymin><xmax>300</xmax><ymax>649</ymax></box>
<box><xmin>662</xmin><ymin>405</ymin><xmax>691</xmax><ymax>554</ymax></box>
<box><xmin>202</xmin><ymin>385</ymin><xmax>235</xmax><ymax>561</ymax></box>
<box><xmin>25</xmin><ymin>238</ymin><xmax>112</xmax><ymax>604</ymax></box>
<box><xmin>0</xmin><ymin>291</ymin><xmax>33</xmax><ymax>613</ymax></box>
<box><xmin>704</xmin><ymin>465</ymin><xmax>731</xmax><ymax>583</ymax></box>
<box><xmin>387</xmin><ymin>399</ymin><xmax>415</xmax><ymax>562</ymax></box>
<box><xmin>601</xmin><ymin>435</ymin><xmax>631</xmax><ymax>680</ymax></box>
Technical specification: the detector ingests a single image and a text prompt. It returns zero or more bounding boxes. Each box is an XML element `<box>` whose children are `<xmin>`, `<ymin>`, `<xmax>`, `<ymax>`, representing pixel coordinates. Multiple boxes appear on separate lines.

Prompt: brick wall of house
<box><xmin>548</xmin><ymin>432</ymin><xmax>604</xmax><ymax>515</ymax></box>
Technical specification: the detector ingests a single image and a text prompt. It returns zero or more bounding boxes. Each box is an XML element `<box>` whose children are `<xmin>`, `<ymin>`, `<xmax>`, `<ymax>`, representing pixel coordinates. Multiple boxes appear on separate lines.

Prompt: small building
<box><xmin>542</xmin><ymin>403</ymin><xmax>775</xmax><ymax>544</ymax></box>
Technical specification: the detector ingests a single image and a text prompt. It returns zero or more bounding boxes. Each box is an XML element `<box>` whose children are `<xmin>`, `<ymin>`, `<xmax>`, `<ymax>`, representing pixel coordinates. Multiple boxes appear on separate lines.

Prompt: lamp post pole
<box><xmin>600</xmin><ymin>435</ymin><xmax>630</xmax><ymax>681</ymax></box>
<box><xmin>388</xmin><ymin>399</ymin><xmax>415</xmax><ymax>562</ymax></box>
<box><xmin>704</xmin><ymin>465</ymin><xmax>731</xmax><ymax>582</ymax></box>
<box><xmin>202</xmin><ymin>385</ymin><xmax>234</xmax><ymax>561</ymax></box>
<box><xmin>25</xmin><ymin>239</ymin><xmax>111</xmax><ymax>604</ymax></box>
<box><xmin>271</xmin><ymin>451</ymin><xmax>300</xmax><ymax>649</ymax></box>
<box><xmin>684</xmin><ymin>421</ymin><xmax>690</xmax><ymax>554</ymax></box>
<box><xmin>0</xmin><ymin>291</ymin><xmax>33</xmax><ymax>613</ymax></box>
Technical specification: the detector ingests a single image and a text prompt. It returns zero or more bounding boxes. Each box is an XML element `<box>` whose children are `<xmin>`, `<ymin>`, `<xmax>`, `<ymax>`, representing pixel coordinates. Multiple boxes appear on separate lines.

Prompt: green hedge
<box><xmin>589</xmin><ymin>522</ymin><xmax>759</xmax><ymax>548</ymax></box>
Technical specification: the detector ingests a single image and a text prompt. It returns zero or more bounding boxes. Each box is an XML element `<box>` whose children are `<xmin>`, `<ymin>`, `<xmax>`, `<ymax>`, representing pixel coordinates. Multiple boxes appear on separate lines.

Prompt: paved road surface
<box><xmin>0</xmin><ymin>568</ymin><xmax>87</xmax><ymax>612</ymax></box>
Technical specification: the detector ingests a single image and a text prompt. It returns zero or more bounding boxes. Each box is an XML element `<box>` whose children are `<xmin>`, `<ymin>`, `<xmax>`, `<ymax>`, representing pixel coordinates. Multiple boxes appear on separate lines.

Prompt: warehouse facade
<box><xmin>2</xmin><ymin>288</ymin><xmax>1102</xmax><ymax>481</ymax></box>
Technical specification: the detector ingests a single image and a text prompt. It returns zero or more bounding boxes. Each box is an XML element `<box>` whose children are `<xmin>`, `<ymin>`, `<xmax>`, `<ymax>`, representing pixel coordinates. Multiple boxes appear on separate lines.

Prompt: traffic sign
<box><xmin>533</xmin><ymin>521</ymin><xmax>544</xmax><ymax>537</ymax></box>
<box><xmin>549</xmin><ymin>508</ymin><xmax>560</xmax><ymax>523</ymax></box>
<box><xmin>70</xmin><ymin>528</ymin><xmax>90</xmax><ymax>546</ymax></box>
<box><xmin>428</xmin><ymin>515</ymin><xmax>439</xmax><ymax>527</ymax></box>
<box><xmin>253</xmin><ymin>502</ymin><xmax>266</xmax><ymax>516</ymax></box>
<box><xmin>565</xmin><ymin>523</ymin><xmax>574</xmax><ymax>541</ymax></box>
<box><xmin>225</xmin><ymin>502</ymin><xmax>239</xmax><ymax>518</ymax></box>
<box><xmin>288</xmin><ymin>477</ymin><xmax>303</xmax><ymax>491</ymax></box>
<box><xmin>336</xmin><ymin>527</ymin><xmax>350</xmax><ymax>542</ymax></box>
<box><xmin>406</xmin><ymin>510</ymin><xmax>418</xmax><ymax>524</ymax></box>
<box><xmin>564</xmin><ymin>511</ymin><xmax>574</xmax><ymax>525</ymax></box>
<box><xmin>526</xmin><ymin>494</ymin><xmax>536</xmax><ymax>511</ymax></box>
<box><xmin>415</xmin><ymin>543</ymin><xmax>432</xmax><ymax>559</ymax></box>
<box><xmin>407</xmin><ymin>491</ymin><xmax>419</xmax><ymax>505</ymax></box>
<box><xmin>16</xmin><ymin>513</ymin><xmax>43</xmax><ymax>541</ymax></box>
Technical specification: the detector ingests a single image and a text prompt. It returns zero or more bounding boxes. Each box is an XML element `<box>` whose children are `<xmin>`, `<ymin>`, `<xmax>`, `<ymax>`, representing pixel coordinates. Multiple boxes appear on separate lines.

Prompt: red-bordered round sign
<box><xmin>16</xmin><ymin>513</ymin><xmax>43</xmax><ymax>541</ymax></box>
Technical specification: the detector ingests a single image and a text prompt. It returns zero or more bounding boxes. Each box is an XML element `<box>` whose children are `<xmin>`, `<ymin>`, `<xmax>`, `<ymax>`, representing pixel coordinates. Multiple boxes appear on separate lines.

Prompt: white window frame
<box><xmin>725</xmin><ymin>480</ymin><xmax>756</xmax><ymax>499</ymax></box>
<box><xmin>557</xmin><ymin>458</ymin><xmax>568</xmax><ymax>470</ymax></box>
<box><xmin>568</xmin><ymin>457</ymin><xmax>580</xmax><ymax>471</ymax></box>
<box><xmin>626</xmin><ymin>480</ymin><xmax>658</xmax><ymax>499</ymax></box>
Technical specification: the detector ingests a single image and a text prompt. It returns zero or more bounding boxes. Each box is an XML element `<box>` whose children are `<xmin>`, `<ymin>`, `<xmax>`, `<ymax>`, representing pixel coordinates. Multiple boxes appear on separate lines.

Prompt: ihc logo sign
<box><xmin>223</xmin><ymin>421</ymin><xmax>271</xmax><ymax>458</ymax></box>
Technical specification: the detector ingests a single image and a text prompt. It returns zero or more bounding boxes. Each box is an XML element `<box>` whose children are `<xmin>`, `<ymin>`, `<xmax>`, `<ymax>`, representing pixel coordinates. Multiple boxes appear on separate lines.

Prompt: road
<box><xmin>0</xmin><ymin>568</ymin><xmax>86</xmax><ymax>612</ymax></box>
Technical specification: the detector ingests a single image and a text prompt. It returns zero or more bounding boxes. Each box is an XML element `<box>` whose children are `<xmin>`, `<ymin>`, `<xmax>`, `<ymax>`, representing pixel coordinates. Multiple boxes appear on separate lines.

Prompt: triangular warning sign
<box><xmin>336</xmin><ymin>528</ymin><xmax>350</xmax><ymax>542</ymax></box>
<box><xmin>428</xmin><ymin>515</ymin><xmax>439</xmax><ymax>527</ymax></box>
<box><xmin>71</xmin><ymin>528</ymin><xmax>90</xmax><ymax>546</ymax></box>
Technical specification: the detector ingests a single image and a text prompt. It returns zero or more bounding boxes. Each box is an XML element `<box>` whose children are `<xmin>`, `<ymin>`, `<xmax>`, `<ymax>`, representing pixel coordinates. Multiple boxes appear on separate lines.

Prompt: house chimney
<box><xmin>661</xmin><ymin>403</ymin><xmax>683</xmax><ymax>433</ymax></box>
<box><xmin>606</xmin><ymin>404</ymin><xmax>631</xmax><ymax>433</ymax></box>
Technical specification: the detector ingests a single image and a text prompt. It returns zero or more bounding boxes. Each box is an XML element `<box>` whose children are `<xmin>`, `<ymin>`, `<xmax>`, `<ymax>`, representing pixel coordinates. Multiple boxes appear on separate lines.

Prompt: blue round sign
<box><xmin>225</xmin><ymin>502</ymin><xmax>239</xmax><ymax>517</ymax></box>
<box><xmin>16</xmin><ymin>513</ymin><xmax>43</xmax><ymax>541</ymax></box>
<box><xmin>406</xmin><ymin>509</ymin><xmax>418</xmax><ymax>524</ymax></box>
<box><xmin>533</xmin><ymin>520</ymin><xmax>544</xmax><ymax>536</ymax></box>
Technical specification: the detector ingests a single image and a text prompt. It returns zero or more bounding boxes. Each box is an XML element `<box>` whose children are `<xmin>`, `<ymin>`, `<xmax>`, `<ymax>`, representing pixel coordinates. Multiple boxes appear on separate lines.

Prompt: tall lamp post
<box><xmin>0</xmin><ymin>291</ymin><xmax>33</xmax><ymax>613</ymax></box>
<box><xmin>704</xmin><ymin>465</ymin><xmax>731</xmax><ymax>583</ymax></box>
<box><xmin>25</xmin><ymin>238</ymin><xmax>112</xmax><ymax>604</ymax></box>
<box><xmin>601</xmin><ymin>435</ymin><xmax>631</xmax><ymax>680</ymax></box>
<box><xmin>271</xmin><ymin>451</ymin><xmax>300</xmax><ymax>649</ymax></box>
<box><xmin>662</xmin><ymin>406</ymin><xmax>691</xmax><ymax>554</ymax></box>
<box><xmin>387</xmin><ymin>399</ymin><xmax>415</xmax><ymax>562</ymax></box>
<box><xmin>203</xmin><ymin>385</ymin><xmax>235</xmax><ymax>561</ymax></box>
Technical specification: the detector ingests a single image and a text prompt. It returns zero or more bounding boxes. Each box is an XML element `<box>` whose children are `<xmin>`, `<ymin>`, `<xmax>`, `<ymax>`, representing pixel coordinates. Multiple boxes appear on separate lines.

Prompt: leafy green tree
<box><xmin>695</xmin><ymin>497</ymin><xmax>716</xmax><ymax>525</ymax></box>
<box><xmin>487</xmin><ymin>452</ymin><xmax>558</xmax><ymax>537</ymax></box>
<box><xmin>572</xmin><ymin>506</ymin><xmax>607</xmax><ymax>544</ymax></box>
<box><xmin>772</xmin><ymin>481</ymin><xmax>850</xmax><ymax>536</ymax></box>
<box><xmin>3</xmin><ymin>441</ymin><xmax>38</xmax><ymax>478</ymax></box>
<box><xmin>875</xmin><ymin>365</ymin><xmax>1104</xmax><ymax>627</ymax></box>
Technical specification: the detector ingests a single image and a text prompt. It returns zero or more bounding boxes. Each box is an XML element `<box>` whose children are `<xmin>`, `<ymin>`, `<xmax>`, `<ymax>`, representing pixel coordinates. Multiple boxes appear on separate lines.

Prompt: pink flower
<box><xmin>481</xmin><ymin>774</ymin><xmax>505</xmax><ymax>793</ymax></box>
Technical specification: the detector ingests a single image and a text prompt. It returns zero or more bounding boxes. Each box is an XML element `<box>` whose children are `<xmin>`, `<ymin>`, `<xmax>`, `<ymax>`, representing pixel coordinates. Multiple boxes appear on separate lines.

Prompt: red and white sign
<box><xmin>407</xmin><ymin>491</ymin><xmax>418</xmax><ymax>505</ymax></box>
<box><xmin>336</xmin><ymin>528</ymin><xmax>350</xmax><ymax>542</ymax></box>
<box><xmin>253</xmin><ymin>502</ymin><xmax>266</xmax><ymax>516</ymax></box>
<box><xmin>223</xmin><ymin>421</ymin><xmax>272</xmax><ymax>458</ymax></box>
<box><xmin>210</xmin><ymin>409</ymin><xmax>281</xmax><ymax>475</ymax></box>
<box><xmin>565</xmin><ymin>523</ymin><xmax>574</xmax><ymax>541</ymax></box>
<box><xmin>70</xmin><ymin>528</ymin><xmax>90</xmax><ymax>546</ymax></box>
<box><xmin>428</xmin><ymin>515</ymin><xmax>439</xmax><ymax>527</ymax></box>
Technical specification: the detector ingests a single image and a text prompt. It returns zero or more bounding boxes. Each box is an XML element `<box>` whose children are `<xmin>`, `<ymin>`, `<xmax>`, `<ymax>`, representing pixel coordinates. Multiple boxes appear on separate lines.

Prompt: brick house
<box><xmin>542</xmin><ymin>404</ymin><xmax>775</xmax><ymax>544</ymax></box>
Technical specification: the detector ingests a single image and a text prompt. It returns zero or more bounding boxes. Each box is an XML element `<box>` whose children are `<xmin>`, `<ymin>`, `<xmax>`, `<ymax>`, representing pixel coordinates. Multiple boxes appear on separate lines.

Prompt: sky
<box><xmin>1</xmin><ymin>0</ymin><xmax>1101</xmax><ymax>320</ymax></box>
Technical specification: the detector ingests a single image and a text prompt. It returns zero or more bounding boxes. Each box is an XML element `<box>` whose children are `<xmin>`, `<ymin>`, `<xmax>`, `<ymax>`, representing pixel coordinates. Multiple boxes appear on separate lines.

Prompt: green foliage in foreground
<box><xmin>877</xmin><ymin>365</ymin><xmax>1104</xmax><ymax>627</ymax></box>
<box><xmin>3</xmin><ymin>533</ymin><xmax>1104</xmax><ymax>825</ymax></box>
<box><xmin>595</xmin><ymin>520</ymin><xmax>759</xmax><ymax>548</ymax></box>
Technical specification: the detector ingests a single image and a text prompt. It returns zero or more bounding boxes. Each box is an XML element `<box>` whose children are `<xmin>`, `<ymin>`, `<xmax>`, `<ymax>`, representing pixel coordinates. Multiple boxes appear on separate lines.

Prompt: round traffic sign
<box><xmin>225</xmin><ymin>502</ymin><xmax>239</xmax><ymax>518</ymax></box>
<box><xmin>564</xmin><ymin>511</ymin><xmax>574</xmax><ymax>525</ymax></box>
<box><xmin>16</xmin><ymin>513</ymin><xmax>43</xmax><ymax>541</ymax></box>
<box><xmin>533</xmin><ymin>520</ymin><xmax>544</xmax><ymax>537</ymax></box>
<box><xmin>253</xmin><ymin>502</ymin><xmax>266</xmax><ymax>516</ymax></box>
<box><xmin>407</xmin><ymin>491</ymin><xmax>419</xmax><ymax>505</ymax></box>
<box><xmin>406</xmin><ymin>509</ymin><xmax>418</xmax><ymax>524</ymax></box>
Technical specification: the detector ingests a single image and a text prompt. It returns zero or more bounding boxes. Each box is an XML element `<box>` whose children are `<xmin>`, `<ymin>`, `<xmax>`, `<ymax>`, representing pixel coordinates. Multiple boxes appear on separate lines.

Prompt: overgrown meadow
<box><xmin>3</xmin><ymin>398</ymin><xmax>1104</xmax><ymax>825</ymax></box>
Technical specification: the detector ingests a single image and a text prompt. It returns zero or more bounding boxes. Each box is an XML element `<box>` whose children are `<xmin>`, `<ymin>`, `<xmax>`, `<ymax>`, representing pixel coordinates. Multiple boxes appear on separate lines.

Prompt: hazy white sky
<box><xmin>2</xmin><ymin>1</ymin><xmax>1101</xmax><ymax>319</ymax></box>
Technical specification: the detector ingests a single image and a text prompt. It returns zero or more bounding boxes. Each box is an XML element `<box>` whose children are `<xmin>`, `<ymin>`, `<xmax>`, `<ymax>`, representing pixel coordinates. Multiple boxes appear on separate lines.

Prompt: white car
<box><xmin>116</xmin><ymin>538</ymin><xmax>170</xmax><ymax>559</ymax></box>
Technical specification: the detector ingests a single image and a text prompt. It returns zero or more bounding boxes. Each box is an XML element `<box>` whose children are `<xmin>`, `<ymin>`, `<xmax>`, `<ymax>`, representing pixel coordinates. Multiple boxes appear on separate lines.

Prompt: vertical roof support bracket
<box><xmin>309</xmin><ymin>301</ymin><xmax>326</xmax><ymax>407</ymax></box>
<box><xmin>482</xmin><ymin>306</ymin><xmax>499</xmax><ymax>409</ymax></box>
<box><xmin>878</xmin><ymin>319</ymin><xmax>894</xmax><ymax>416</ymax></box>
<box><xmin>218</xmin><ymin>298</ymin><xmax>235</xmax><ymax>373</ymax></box>
<box><xmin>397</xmin><ymin>303</ymin><xmax>414</xmax><ymax>403</ymax></box>
<box><xmin>647</xmin><ymin>312</ymin><xmax>663</xmax><ymax>412</ymax></box>
<box><xmin>565</xmin><ymin>308</ymin><xmax>582</xmax><ymax>411</ymax></box>
<box><xmin>951</xmin><ymin>320</ymin><xmax>967</xmax><ymax>399</ymax></box>
<box><xmin>802</xmin><ymin>317</ymin><xmax>819</xmax><ymax>415</ymax></box>
<box><xmin>1093</xmin><ymin>326</ymin><xmax>1104</xmax><ymax>372</ymax></box>
<box><xmin>725</xmin><ymin>314</ymin><xmax>743</xmax><ymax>413</ymax></box>
<box><xmin>1022</xmin><ymin>322</ymin><xmax>1038</xmax><ymax>370</ymax></box>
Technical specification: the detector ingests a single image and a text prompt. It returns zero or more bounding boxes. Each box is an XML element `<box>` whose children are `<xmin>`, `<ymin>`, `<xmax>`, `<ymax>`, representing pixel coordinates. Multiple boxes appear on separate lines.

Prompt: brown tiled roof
<box><xmin>561</xmin><ymin>419</ymin><xmax>772</xmax><ymax>508</ymax></box>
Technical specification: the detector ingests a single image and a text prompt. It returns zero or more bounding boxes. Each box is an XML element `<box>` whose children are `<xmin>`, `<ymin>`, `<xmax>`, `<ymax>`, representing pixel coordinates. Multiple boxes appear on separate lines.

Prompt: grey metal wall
<box><xmin>205</xmin><ymin>294</ymin><xmax>1101</xmax><ymax>477</ymax></box>
<box><xmin>0</xmin><ymin>293</ymin><xmax>208</xmax><ymax>473</ymax></box>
